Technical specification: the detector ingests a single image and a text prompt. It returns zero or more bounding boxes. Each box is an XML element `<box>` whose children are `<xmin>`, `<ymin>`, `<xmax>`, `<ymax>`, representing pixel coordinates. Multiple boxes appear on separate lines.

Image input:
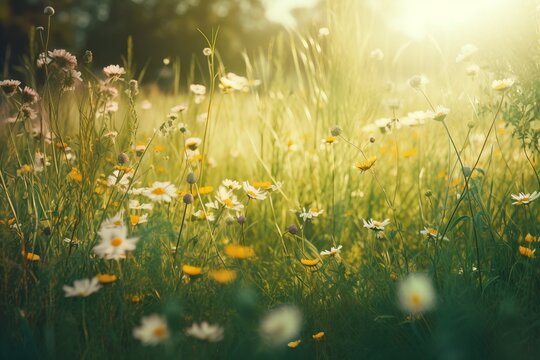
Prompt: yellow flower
<box><xmin>22</xmin><ymin>251</ymin><xmax>40</xmax><ymax>261</ymax></box>
<box><xmin>312</xmin><ymin>331</ymin><xmax>325</xmax><ymax>341</ymax></box>
<box><xmin>288</xmin><ymin>339</ymin><xmax>301</xmax><ymax>348</ymax></box>
<box><xmin>56</xmin><ymin>141</ymin><xmax>68</xmax><ymax>149</ymax></box>
<box><xmin>321</xmin><ymin>136</ymin><xmax>337</xmax><ymax>144</ymax></box>
<box><xmin>354</xmin><ymin>156</ymin><xmax>377</xmax><ymax>171</ymax></box>
<box><xmin>67</xmin><ymin>167</ymin><xmax>82</xmax><ymax>182</ymax></box>
<box><xmin>402</xmin><ymin>148</ymin><xmax>417</xmax><ymax>158</ymax></box>
<box><xmin>209</xmin><ymin>269</ymin><xmax>237</xmax><ymax>284</ymax></box>
<box><xmin>17</xmin><ymin>164</ymin><xmax>33</xmax><ymax>176</ymax></box>
<box><xmin>182</xmin><ymin>264</ymin><xmax>203</xmax><ymax>276</ymax></box>
<box><xmin>224</xmin><ymin>244</ymin><xmax>255</xmax><ymax>259</ymax></box>
<box><xmin>154</xmin><ymin>144</ymin><xmax>166</xmax><ymax>153</ymax></box>
<box><xmin>96</xmin><ymin>274</ymin><xmax>118</xmax><ymax>284</ymax></box>
<box><xmin>519</xmin><ymin>246</ymin><xmax>535</xmax><ymax>259</ymax></box>
<box><xmin>131</xmin><ymin>295</ymin><xmax>142</xmax><ymax>303</ymax></box>
<box><xmin>524</xmin><ymin>233</ymin><xmax>536</xmax><ymax>243</ymax></box>
<box><xmin>194</xmin><ymin>186</ymin><xmax>214</xmax><ymax>195</ymax></box>
<box><xmin>252</xmin><ymin>181</ymin><xmax>272</xmax><ymax>190</ymax></box>
<box><xmin>300</xmin><ymin>258</ymin><xmax>320</xmax><ymax>267</ymax></box>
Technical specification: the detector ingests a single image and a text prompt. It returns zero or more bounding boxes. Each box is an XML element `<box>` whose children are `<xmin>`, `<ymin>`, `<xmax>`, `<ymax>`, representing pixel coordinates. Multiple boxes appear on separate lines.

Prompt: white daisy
<box><xmin>192</xmin><ymin>209</ymin><xmax>215</xmax><ymax>222</ymax></box>
<box><xmin>185</xmin><ymin>321</ymin><xmax>224</xmax><ymax>342</ymax></box>
<box><xmin>511</xmin><ymin>191</ymin><xmax>539</xmax><ymax>205</ymax></box>
<box><xmin>93</xmin><ymin>224</ymin><xmax>139</xmax><ymax>260</ymax></box>
<box><xmin>320</xmin><ymin>245</ymin><xmax>343</xmax><ymax>258</ymax></box>
<box><xmin>420</xmin><ymin>227</ymin><xmax>449</xmax><ymax>241</ymax></box>
<box><xmin>492</xmin><ymin>78</ymin><xmax>515</xmax><ymax>92</ymax></box>
<box><xmin>298</xmin><ymin>207</ymin><xmax>324</xmax><ymax>222</ymax></box>
<box><xmin>128</xmin><ymin>200</ymin><xmax>154</xmax><ymax>211</ymax></box>
<box><xmin>133</xmin><ymin>314</ymin><xmax>170</xmax><ymax>346</ymax></box>
<box><xmin>243</xmin><ymin>181</ymin><xmax>267</xmax><ymax>201</ymax></box>
<box><xmin>143</xmin><ymin>181</ymin><xmax>178</xmax><ymax>203</ymax></box>
<box><xmin>259</xmin><ymin>305</ymin><xmax>302</xmax><ymax>347</ymax></box>
<box><xmin>398</xmin><ymin>273</ymin><xmax>436</xmax><ymax>314</ymax></box>
<box><xmin>222</xmin><ymin>179</ymin><xmax>241</xmax><ymax>190</ymax></box>
<box><xmin>363</xmin><ymin>218</ymin><xmax>390</xmax><ymax>231</ymax></box>
<box><xmin>63</xmin><ymin>277</ymin><xmax>101</xmax><ymax>298</ymax></box>
<box><xmin>215</xmin><ymin>186</ymin><xmax>244</xmax><ymax>211</ymax></box>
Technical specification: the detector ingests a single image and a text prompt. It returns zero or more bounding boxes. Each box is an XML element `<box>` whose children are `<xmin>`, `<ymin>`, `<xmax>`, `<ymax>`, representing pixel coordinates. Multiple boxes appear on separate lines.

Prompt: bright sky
<box><xmin>262</xmin><ymin>0</ymin><xmax>320</xmax><ymax>29</ymax></box>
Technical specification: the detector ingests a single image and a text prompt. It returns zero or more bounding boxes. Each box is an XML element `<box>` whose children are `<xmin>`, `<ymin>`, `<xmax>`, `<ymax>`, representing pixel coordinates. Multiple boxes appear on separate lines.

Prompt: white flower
<box><xmin>259</xmin><ymin>305</ymin><xmax>302</xmax><ymax>347</ymax></box>
<box><xmin>420</xmin><ymin>227</ymin><xmax>449</xmax><ymax>241</ymax></box>
<box><xmin>215</xmin><ymin>186</ymin><xmax>244</xmax><ymax>211</ymax></box>
<box><xmin>408</xmin><ymin>75</ymin><xmax>429</xmax><ymax>89</ymax></box>
<box><xmin>363</xmin><ymin>218</ymin><xmax>390</xmax><ymax>231</ymax></box>
<box><xmin>320</xmin><ymin>245</ymin><xmax>343</xmax><ymax>258</ymax></box>
<box><xmin>511</xmin><ymin>191</ymin><xmax>540</xmax><ymax>205</ymax></box>
<box><xmin>141</xmin><ymin>100</ymin><xmax>152</xmax><ymax>110</ymax></box>
<box><xmin>428</xmin><ymin>105</ymin><xmax>449</xmax><ymax>122</ymax></box>
<box><xmin>170</xmin><ymin>103</ymin><xmax>188</xmax><ymax>113</ymax></box>
<box><xmin>189</xmin><ymin>84</ymin><xmax>206</xmax><ymax>95</ymax></box>
<box><xmin>398</xmin><ymin>273</ymin><xmax>436</xmax><ymax>314</ymax></box>
<box><xmin>455</xmin><ymin>43</ymin><xmax>478</xmax><ymax>63</ymax></box>
<box><xmin>219</xmin><ymin>72</ymin><xmax>250</xmax><ymax>92</ymax></box>
<box><xmin>492</xmin><ymin>78</ymin><xmax>515</xmax><ymax>91</ymax></box>
<box><xmin>143</xmin><ymin>181</ymin><xmax>178</xmax><ymax>203</ymax></box>
<box><xmin>99</xmin><ymin>211</ymin><xmax>125</xmax><ymax>230</ymax></box>
<box><xmin>298</xmin><ymin>207</ymin><xmax>324</xmax><ymax>221</ymax></box>
<box><xmin>466</xmin><ymin>64</ymin><xmax>480</xmax><ymax>77</ymax></box>
<box><xmin>192</xmin><ymin>210</ymin><xmax>215</xmax><ymax>221</ymax></box>
<box><xmin>93</xmin><ymin>224</ymin><xmax>139</xmax><ymax>260</ymax></box>
<box><xmin>318</xmin><ymin>27</ymin><xmax>330</xmax><ymax>37</ymax></box>
<box><xmin>185</xmin><ymin>137</ymin><xmax>202</xmax><ymax>151</ymax></box>
<box><xmin>133</xmin><ymin>314</ymin><xmax>170</xmax><ymax>346</ymax></box>
<box><xmin>107</xmin><ymin>169</ymin><xmax>133</xmax><ymax>190</ymax></box>
<box><xmin>128</xmin><ymin>200</ymin><xmax>154</xmax><ymax>211</ymax></box>
<box><xmin>222</xmin><ymin>179</ymin><xmax>241</xmax><ymax>190</ymax></box>
<box><xmin>103</xmin><ymin>65</ymin><xmax>126</xmax><ymax>79</ymax></box>
<box><xmin>243</xmin><ymin>181</ymin><xmax>267</xmax><ymax>201</ymax></box>
<box><xmin>185</xmin><ymin>321</ymin><xmax>224</xmax><ymax>342</ymax></box>
<box><xmin>370</xmin><ymin>48</ymin><xmax>384</xmax><ymax>61</ymax></box>
<box><xmin>63</xmin><ymin>277</ymin><xmax>101</xmax><ymax>298</ymax></box>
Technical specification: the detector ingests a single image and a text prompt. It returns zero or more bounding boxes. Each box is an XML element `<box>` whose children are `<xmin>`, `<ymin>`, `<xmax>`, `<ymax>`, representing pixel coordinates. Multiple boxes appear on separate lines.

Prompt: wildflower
<box><xmin>183</xmin><ymin>193</ymin><xmax>194</xmax><ymax>204</ymax></box>
<box><xmin>67</xmin><ymin>167</ymin><xmax>82</xmax><ymax>182</ymax></box>
<box><xmin>222</xmin><ymin>179</ymin><xmax>241</xmax><ymax>190</ymax></box>
<box><xmin>63</xmin><ymin>277</ymin><xmax>102</xmax><ymax>297</ymax></box>
<box><xmin>318</xmin><ymin>27</ymin><xmax>330</xmax><ymax>37</ymax></box>
<box><xmin>44</xmin><ymin>6</ymin><xmax>55</xmax><ymax>16</ymax></box>
<box><xmin>189</xmin><ymin>84</ymin><xmax>206</xmax><ymax>96</ymax></box>
<box><xmin>131</xmin><ymin>295</ymin><xmax>142</xmax><ymax>303</ymax></box>
<box><xmin>215</xmin><ymin>186</ymin><xmax>244</xmax><ymax>211</ymax></box>
<box><xmin>455</xmin><ymin>44</ymin><xmax>478</xmax><ymax>63</ymax></box>
<box><xmin>83</xmin><ymin>50</ymin><xmax>93</xmax><ymax>64</ymax></box>
<box><xmin>21</xmin><ymin>86</ymin><xmax>39</xmax><ymax>104</ymax></box>
<box><xmin>209</xmin><ymin>269</ymin><xmax>237</xmax><ymax>284</ymax></box>
<box><xmin>298</xmin><ymin>207</ymin><xmax>324</xmax><ymax>222</ymax></box>
<box><xmin>300</xmin><ymin>258</ymin><xmax>320</xmax><ymax>267</ymax></box>
<box><xmin>219</xmin><ymin>72</ymin><xmax>250</xmax><ymax>92</ymax></box>
<box><xmin>194</xmin><ymin>186</ymin><xmax>214</xmax><ymax>195</ymax></box>
<box><xmin>288</xmin><ymin>339</ymin><xmax>301</xmax><ymax>348</ymax></box>
<box><xmin>185</xmin><ymin>137</ymin><xmax>202</xmax><ymax>151</ymax></box>
<box><xmin>182</xmin><ymin>265</ymin><xmax>202</xmax><ymax>277</ymax></box>
<box><xmin>519</xmin><ymin>246</ymin><xmax>535</xmax><ymax>259</ymax></box>
<box><xmin>466</xmin><ymin>64</ymin><xmax>480</xmax><ymax>77</ymax></box>
<box><xmin>420</xmin><ymin>227</ymin><xmax>449</xmax><ymax>241</ymax></box>
<box><xmin>48</xmin><ymin>49</ymin><xmax>78</xmax><ymax>70</ymax></box>
<box><xmin>107</xmin><ymin>169</ymin><xmax>133</xmax><ymax>190</ymax></box>
<box><xmin>259</xmin><ymin>305</ymin><xmax>302</xmax><ymax>347</ymax></box>
<box><xmin>192</xmin><ymin>209</ymin><xmax>215</xmax><ymax>221</ymax></box>
<box><xmin>17</xmin><ymin>164</ymin><xmax>33</xmax><ymax>176</ymax></box>
<box><xmin>397</xmin><ymin>273</ymin><xmax>436</xmax><ymax>314</ymax></box>
<box><xmin>203</xmin><ymin>47</ymin><xmax>213</xmax><ymax>56</ymax></box>
<box><xmin>524</xmin><ymin>233</ymin><xmax>536</xmax><ymax>243</ymax></box>
<box><xmin>93</xmin><ymin>224</ymin><xmax>139</xmax><ymax>260</ymax></box>
<box><xmin>224</xmin><ymin>244</ymin><xmax>255</xmax><ymax>259</ymax></box>
<box><xmin>321</xmin><ymin>136</ymin><xmax>337</xmax><ymax>145</ymax></box>
<box><xmin>96</xmin><ymin>274</ymin><xmax>118</xmax><ymax>284</ymax></box>
<box><xmin>429</xmin><ymin>105</ymin><xmax>450</xmax><ymax>122</ymax></box>
<box><xmin>0</xmin><ymin>79</ymin><xmax>21</xmax><ymax>97</ymax></box>
<box><xmin>133</xmin><ymin>314</ymin><xmax>170</xmax><ymax>346</ymax></box>
<box><xmin>144</xmin><ymin>181</ymin><xmax>178</xmax><ymax>203</ymax></box>
<box><xmin>402</xmin><ymin>148</ymin><xmax>417</xmax><ymax>158</ymax></box>
<box><xmin>363</xmin><ymin>218</ymin><xmax>390</xmax><ymax>231</ymax></box>
<box><xmin>185</xmin><ymin>322</ymin><xmax>224</xmax><ymax>342</ymax></box>
<box><xmin>408</xmin><ymin>75</ymin><xmax>429</xmax><ymax>89</ymax></box>
<box><xmin>370</xmin><ymin>48</ymin><xmax>384</xmax><ymax>60</ymax></box>
<box><xmin>129</xmin><ymin>213</ymin><xmax>148</xmax><ymax>226</ymax></box>
<box><xmin>312</xmin><ymin>331</ymin><xmax>325</xmax><ymax>341</ymax></box>
<box><xmin>243</xmin><ymin>181</ymin><xmax>267</xmax><ymax>200</ymax></box>
<box><xmin>511</xmin><ymin>191</ymin><xmax>539</xmax><ymax>205</ymax></box>
<box><xmin>355</xmin><ymin>156</ymin><xmax>376</xmax><ymax>171</ymax></box>
<box><xmin>22</xmin><ymin>251</ymin><xmax>40</xmax><ymax>261</ymax></box>
<box><xmin>492</xmin><ymin>78</ymin><xmax>514</xmax><ymax>92</ymax></box>
<box><xmin>129</xmin><ymin>200</ymin><xmax>153</xmax><ymax>211</ymax></box>
<box><xmin>170</xmin><ymin>103</ymin><xmax>187</xmax><ymax>113</ymax></box>
<box><xmin>103</xmin><ymin>65</ymin><xmax>126</xmax><ymax>79</ymax></box>
<box><xmin>320</xmin><ymin>245</ymin><xmax>343</xmax><ymax>258</ymax></box>
<box><xmin>287</xmin><ymin>224</ymin><xmax>299</xmax><ymax>235</ymax></box>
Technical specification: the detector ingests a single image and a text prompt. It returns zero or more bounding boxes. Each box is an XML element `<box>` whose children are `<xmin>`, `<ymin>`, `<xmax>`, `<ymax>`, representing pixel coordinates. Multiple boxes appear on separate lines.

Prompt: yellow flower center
<box><xmin>223</xmin><ymin>199</ymin><xmax>234</xmax><ymax>208</ymax></box>
<box><xmin>410</xmin><ymin>293</ymin><xmax>422</xmax><ymax>308</ymax></box>
<box><xmin>152</xmin><ymin>187</ymin><xmax>166</xmax><ymax>195</ymax></box>
<box><xmin>428</xmin><ymin>228</ymin><xmax>437</xmax><ymax>236</ymax></box>
<box><xmin>114</xmin><ymin>220</ymin><xmax>122</xmax><ymax>226</ymax></box>
<box><xmin>130</xmin><ymin>215</ymin><xmax>140</xmax><ymax>225</ymax></box>
<box><xmin>110</xmin><ymin>237</ymin><xmax>123</xmax><ymax>247</ymax></box>
<box><xmin>247</xmin><ymin>191</ymin><xmax>258</xmax><ymax>198</ymax></box>
<box><xmin>153</xmin><ymin>326</ymin><xmax>166</xmax><ymax>338</ymax></box>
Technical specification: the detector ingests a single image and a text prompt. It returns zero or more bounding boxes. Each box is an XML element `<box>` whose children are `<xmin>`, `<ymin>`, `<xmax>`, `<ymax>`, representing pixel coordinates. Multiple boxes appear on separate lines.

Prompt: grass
<box><xmin>1</xmin><ymin>1</ymin><xmax>540</xmax><ymax>359</ymax></box>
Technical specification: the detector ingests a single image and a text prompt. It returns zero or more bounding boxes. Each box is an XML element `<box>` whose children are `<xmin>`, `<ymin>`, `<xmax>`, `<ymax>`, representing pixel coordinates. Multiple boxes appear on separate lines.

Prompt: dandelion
<box><xmin>298</xmin><ymin>207</ymin><xmax>324</xmax><ymax>221</ymax></box>
<box><xmin>224</xmin><ymin>244</ymin><xmax>255</xmax><ymax>259</ymax></box>
<box><xmin>93</xmin><ymin>224</ymin><xmax>139</xmax><ymax>260</ymax></box>
<box><xmin>524</xmin><ymin>233</ymin><xmax>536</xmax><ymax>243</ymax></box>
<box><xmin>259</xmin><ymin>305</ymin><xmax>302</xmax><ymax>347</ymax></box>
<box><xmin>312</xmin><ymin>331</ymin><xmax>325</xmax><ymax>341</ymax></box>
<box><xmin>22</xmin><ymin>251</ymin><xmax>40</xmax><ymax>261</ymax></box>
<box><xmin>397</xmin><ymin>273</ymin><xmax>436</xmax><ymax>314</ymax></box>
<box><xmin>67</xmin><ymin>167</ymin><xmax>82</xmax><ymax>182</ymax></box>
<box><xmin>320</xmin><ymin>245</ymin><xmax>343</xmax><ymax>258</ymax></box>
<box><xmin>288</xmin><ymin>340</ymin><xmax>301</xmax><ymax>348</ymax></box>
<box><xmin>63</xmin><ymin>277</ymin><xmax>102</xmax><ymax>298</ymax></box>
<box><xmin>16</xmin><ymin>164</ymin><xmax>33</xmax><ymax>176</ymax></box>
<box><xmin>492</xmin><ymin>78</ymin><xmax>514</xmax><ymax>91</ymax></box>
<box><xmin>420</xmin><ymin>227</ymin><xmax>449</xmax><ymax>241</ymax></box>
<box><xmin>144</xmin><ymin>181</ymin><xmax>178</xmax><ymax>203</ymax></box>
<box><xmin>300</xmin><ymin>258</ymin><xmax>320</xmax><ymax>267</ymax></box>
<box><xmin>0</xmin><ymin>79</ymin><xmax>21</xmax><ymax>97</ymax></box>
<box><xmin>519</xmin><ymin>246</ymin><xmax>535</xmax><ymax>259</ymax></box>
<box><xmin>511</xmin><ymin>191</ymin><xmax>539</xmax><ymax>205</ymax></box>
<box><xmin>209</xmin><ymin>269</ymin><xmax>237</xmax><ymax>284</ymax></box>
<box><xmin>182</xmin><ymin>265</ymin><xmax>203</xmax><ymax>277</ymax></box>
<box><xmin>185</xmin><ymin>322</ymin><xmax>224</xmax><ymax>342</ymax></box>
<box><xmin>103</xmin><ymin>65</ymin><xmax>126</xmax><ymax>79</ymax></box>
<box><xmin>96</xmin><ymin>274</ymin><xmax>118</xmax><ymax>284</ymax></box>
<box><xmin>355</xmin><ymin>157</ymin><xmax>377</xmax><ymax>172</ymax></box>
<box><xmin>133</xmin><ymin>314</ymin><xmax>170</xmax><ymax>346</ymax></box>
<box><xmin>243</xmin><ymin>181</ymin><xmax>267</xmax><ymax>200</ymax></box>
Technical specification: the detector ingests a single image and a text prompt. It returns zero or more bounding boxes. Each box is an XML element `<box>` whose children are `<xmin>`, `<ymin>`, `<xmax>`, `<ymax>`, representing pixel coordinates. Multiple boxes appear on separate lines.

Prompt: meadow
<box><xmin>1</xmin><ymin>1</ymin><xmax>540</xmax><ymax>359</ymax></box>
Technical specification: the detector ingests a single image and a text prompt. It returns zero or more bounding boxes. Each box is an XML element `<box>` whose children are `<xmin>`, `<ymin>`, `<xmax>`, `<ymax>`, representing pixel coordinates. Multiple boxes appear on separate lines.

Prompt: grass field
<box><xmin>1</xmin><ymin>1</ymin><xmax>540</xmax><ymax>359</ymax></box>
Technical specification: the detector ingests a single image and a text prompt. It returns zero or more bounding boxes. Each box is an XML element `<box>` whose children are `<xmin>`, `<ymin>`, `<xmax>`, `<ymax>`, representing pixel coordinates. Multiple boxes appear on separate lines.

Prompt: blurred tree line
<box><xmin>0</xmin><ymin>0</ymin><xmax>321</xmax><ymax>85</ymax></box>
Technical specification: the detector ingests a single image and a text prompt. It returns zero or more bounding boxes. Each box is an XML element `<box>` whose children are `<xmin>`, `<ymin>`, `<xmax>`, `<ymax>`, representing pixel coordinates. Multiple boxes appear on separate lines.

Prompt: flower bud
<box><xmin>186</xmin><ymin>172</ymin><xmax>197</xmax><ymax>184</ymax></box>
<box><xmin>44</xmin><ymin>6</ymin><xmax>55</xmax><ymax>16</ymax></box>
<box><xmin>330</xmin><ymin>126</ymin><xmax>342</xmax><ymax>136</ymax></box>
<box><xmin>287</xmin><ymin>224</ymin><xmax>299</xmax><ymax>235</ymax></box>
<box><xmin>117</xmin><ymin>152</ymin><xmax>129</xmax><ymax>164</ymax></box>
<box><xmin>183</xmin><ymin>193</ymin><xmax>194</xmax><ymax>204</ymax></box>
